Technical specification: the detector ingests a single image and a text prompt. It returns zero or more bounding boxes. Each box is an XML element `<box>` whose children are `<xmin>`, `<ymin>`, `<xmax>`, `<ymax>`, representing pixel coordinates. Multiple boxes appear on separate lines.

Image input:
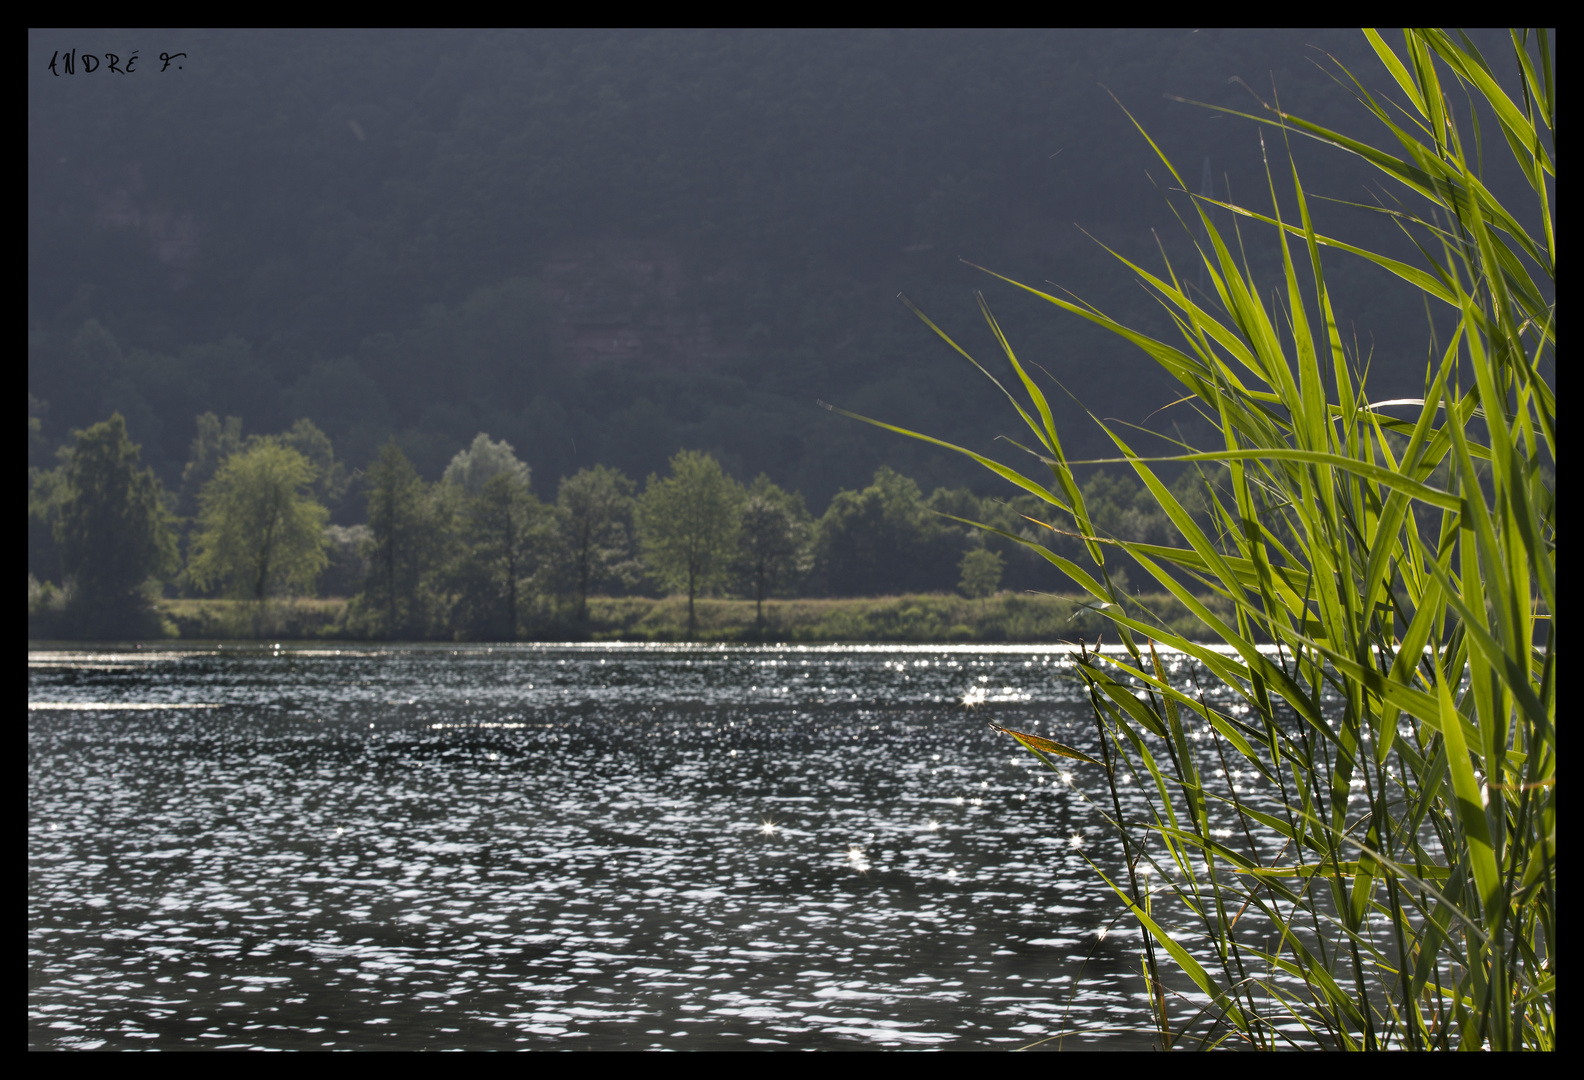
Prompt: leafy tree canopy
<box><xmin>449</xmin><ymin>468</ymin><xmax>543</xmax><ymax>640</ymax></box>
<box><xmin>54</xmin><ymin>413</ymin><xmax>179</xmax><ymax>632</ymax></box>
<box><xmin>357</xmin><ymin>440</ymin><xmax>447</xmax><ymax>638</ymax></box>
<box><xmin>736</xmin><ymin>474</ymin><xmax>813</xmax><ymax>620</ymax></box>
<box><xmin>278</xmin><ymin>418</ymin><xmax>349</xmax><ymax>510</ymax></box>
<box><xmin>813</xmin><ymin>466</ymin><xmax>960</xmax><ymax>596</ymax></box>
<box><xmin>187</xmin><ymin>440</ymin><xmax>329</xmax><ymax>601</ymax></box>
<box><xmin>958</xmin><ymin>547</ymin><xmax>1004</xmax><ymax>599</ymax></box>
<box><xmin>637</xmin><ymin>450</ymin><xmax>743</xmax><ymax>636</ymax></box>
<box><xmin>549</xmin><ymin>464</ymin><xmax>640</xmax><ymax>622</ymax></box>
<box><xmin>179</xmin><ymin>413</ymin><xmax>245</xmax><ymax>520</ymax></box>
<box><xmin>441</xmin><ymin>432</ymin><xmax>531</xmax><ymax>496</ymax></box>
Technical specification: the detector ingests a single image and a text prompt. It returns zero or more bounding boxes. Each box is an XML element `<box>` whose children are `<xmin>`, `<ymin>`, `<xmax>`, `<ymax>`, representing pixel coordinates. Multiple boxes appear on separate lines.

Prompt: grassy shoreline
<box><xmin>99</xmin><ymin>591</ymin><xmax>1239</xmax><ymax>643</ymax></box>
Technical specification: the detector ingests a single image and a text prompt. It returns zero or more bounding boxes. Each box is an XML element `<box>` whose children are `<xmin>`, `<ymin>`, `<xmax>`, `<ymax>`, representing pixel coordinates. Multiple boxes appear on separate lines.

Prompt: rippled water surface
<box><xmin>31</xmin><ymin>642</ymin><xmax>1188</xmax><ymax>1051</ymax></box>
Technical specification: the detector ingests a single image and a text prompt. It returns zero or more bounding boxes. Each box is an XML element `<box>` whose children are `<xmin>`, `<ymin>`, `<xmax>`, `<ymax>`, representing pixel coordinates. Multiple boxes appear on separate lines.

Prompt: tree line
<box><xmin>29</xmin><ymin>411</ymin><xmax>1205</xmax><ymax>640</ymax></box>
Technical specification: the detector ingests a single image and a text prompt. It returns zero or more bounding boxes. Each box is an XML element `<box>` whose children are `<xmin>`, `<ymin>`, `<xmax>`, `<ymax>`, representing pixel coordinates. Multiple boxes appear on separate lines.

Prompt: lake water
<box><xmin>29</xmin><ymin>642</ymin><xmax>1237</xmax><ymax>1051</ymax></box>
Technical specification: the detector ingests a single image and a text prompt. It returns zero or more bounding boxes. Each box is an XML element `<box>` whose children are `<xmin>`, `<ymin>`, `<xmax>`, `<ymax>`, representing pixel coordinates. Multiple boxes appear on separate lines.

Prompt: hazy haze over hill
<box><xmin>29</xmin><ymin>28</ymin><xmax>1524</xmax><ymax>509</ymax></box>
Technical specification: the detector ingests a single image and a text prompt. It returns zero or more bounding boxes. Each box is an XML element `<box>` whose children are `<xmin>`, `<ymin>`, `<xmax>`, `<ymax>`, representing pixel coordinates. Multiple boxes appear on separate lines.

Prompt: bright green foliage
<box><xmin>548</xmin><ymin>465</ymin><xmax>640</xmax><ymax>623</ymax></box>
<box><xmin>450</xmin><ymin>470</ymin><xmax>543</xmax><ymax>639</ymax></box>
<box><xmin>957</xmin><ymin>547</ymin><xmax>1004</xmax><ymax>599</ymax></box>
<box><xmin>839</xmin><ymin>29</ymin><xmax>1555</xmax><ymax>1051</ymax></box>
<box><xmin>358</xmin><ymin>440</ymin><xmax>445</xmax><ymax>638</ymax></box>
<box><xmin>187</xmin><ymin>440</ymin><xmax>329</xmax><ymax>602</ymax></box>
<box><xmin>636</xmin><ymin>450</ymin><xmax>743</xmax><ymax>639</ymax></box>
<box><xmin>54</xmin><ymin>414</ymin><xmax>180</xmax><ymax>633</ymax></box>
<box><xmin>735</xmin><ymin>474</ymin><xmax>813</xmax><ymax>624</ymax></box>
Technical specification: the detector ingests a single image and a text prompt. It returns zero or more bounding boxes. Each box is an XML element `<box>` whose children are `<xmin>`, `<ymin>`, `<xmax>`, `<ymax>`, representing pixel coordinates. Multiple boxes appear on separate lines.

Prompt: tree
<box><xmin>187</xmin><ymin>440</ymin><xmax>329</xmax><ymax>602</ymax></box>
<box><xmin>441</xmin><ymin>431</ymin><xmax>531</xmax><ymax>495</ymax></box>
<box><xmin>812</xmin><ymin>466</ymin><xmax>958</xmax><ymax>596</ymax></box>
<box><xmin>54</xmin><ymin>414</ymin><xmax>179</xmax><ymax>634</ymax></box>
<box><xmin>547</xmin><ymin>464</ymin><xmax>639</xmax><ymax>623</ymax></box>
<box><xmin>28</xmin><ymin>393</ymin><xmax>51</xmax><ymax>470</ymax></box>
<box><xmin>28</xmin><ymin>454</ymin><xmax>71</xmax><ymax>586</ymax></box>
<box><xmin>957</xmin><ymin>547</ymin><xmax>1003</xmax><ymax>599</ymax></box>
<box><xmin>735</xmin><ymin>474</ymin><xmax>812</xmax><ymax>625</ymax></box>
<box><xmin>358</xmin><ymin>440</ymin><xmax>444</xmax><ymax>638</ymax></box>
<box><xmin>441</xmin><ymin>433</ymin><xmax>539</xmax><ymax>639</ymax></box>
<box><xmin>636</xmin><ymin>450</ymin><xmax>742</xmax><ymax>638</ymax></box>
<box><xmin>178</xmin><ymin>413</ymin><xmax>245</xmax><ymax>520</ymax></box>
<box><xmin>450</xmin><ymin>470</ymin><xmax>542</xmax><ymax>639</ymax></box>
<box><xmin>278</xmin><ymin>417</ymin><xmax>349</xmax><ymax>511</ymax></box>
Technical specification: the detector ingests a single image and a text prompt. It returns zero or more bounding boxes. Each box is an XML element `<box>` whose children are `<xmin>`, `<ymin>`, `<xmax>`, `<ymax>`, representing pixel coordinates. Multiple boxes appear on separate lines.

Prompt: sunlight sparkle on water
<box><xmin>30</xmin><ymin>641</ymin><xmax>1211</xmax><ymax>1051</ymax></box>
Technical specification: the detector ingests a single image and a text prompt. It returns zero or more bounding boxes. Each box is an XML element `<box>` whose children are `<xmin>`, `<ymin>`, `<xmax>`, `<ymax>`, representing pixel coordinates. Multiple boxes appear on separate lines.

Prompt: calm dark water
<box><xmin>30</xmin><ymin>642</ymin><xmax>1225</xmax><ymax>1051</ymax></box>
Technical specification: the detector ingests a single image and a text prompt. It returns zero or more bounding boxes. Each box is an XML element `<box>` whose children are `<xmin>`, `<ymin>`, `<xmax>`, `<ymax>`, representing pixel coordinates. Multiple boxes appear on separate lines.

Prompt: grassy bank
<box><xmin>153</xmin><ymin>597</ymin><xmax>353</xmax><ymax>641</ymax></box>
<box><xmin>92</xmin><ymin>591</ymin><xmax>1241</xmax><ymax>643</ymax></box>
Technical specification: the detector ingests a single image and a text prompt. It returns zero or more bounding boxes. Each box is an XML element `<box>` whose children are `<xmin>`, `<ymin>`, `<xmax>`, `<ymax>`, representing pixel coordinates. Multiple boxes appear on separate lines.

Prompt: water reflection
<box><xmin>30</xmin><ymin>643</ymin><xmax>1186</xmax><ymax>1050</ymax></box>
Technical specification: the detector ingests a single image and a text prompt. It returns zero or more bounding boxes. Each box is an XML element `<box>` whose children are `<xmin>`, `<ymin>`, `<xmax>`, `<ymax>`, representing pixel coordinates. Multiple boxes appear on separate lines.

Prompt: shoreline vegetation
<box><xmin>32</xmin><ymin>418</ymin><xmax>1203</xmax><ymax>645</ymax></box>
<box><xmin>29</xmin><ymin>591</ymin><xmax>1238</xmax><ymax>644</ymax></box>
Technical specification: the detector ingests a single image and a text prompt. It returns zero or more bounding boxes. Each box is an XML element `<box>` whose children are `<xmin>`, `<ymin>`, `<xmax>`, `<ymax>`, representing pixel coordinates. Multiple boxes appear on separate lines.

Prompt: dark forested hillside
<box><xmin>30</xmin><ymin>29</ymin><xmax>1518</xmax><ymax>508</ymax></box>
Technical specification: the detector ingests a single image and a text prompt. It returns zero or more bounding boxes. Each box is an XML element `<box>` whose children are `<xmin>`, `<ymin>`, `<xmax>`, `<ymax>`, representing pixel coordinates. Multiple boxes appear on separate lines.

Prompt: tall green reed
<box><xmin>826</xmin><ymin>29</ymin><xmax>1554</xmax><ymax>1050</ymax></box>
